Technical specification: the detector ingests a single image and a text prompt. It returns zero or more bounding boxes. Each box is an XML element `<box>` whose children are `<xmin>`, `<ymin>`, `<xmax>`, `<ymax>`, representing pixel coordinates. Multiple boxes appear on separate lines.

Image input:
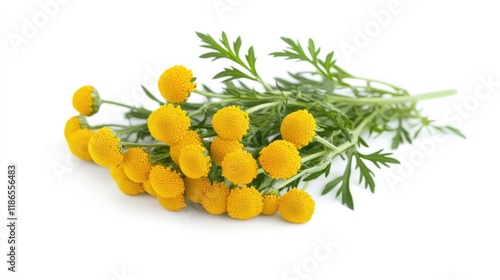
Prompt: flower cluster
<box><xmin>64</xmin><ymin>32</ymin><xmax>462</xmax><ymax>222</ymax></box>
<box><xmin>64</xmin><ymin>64</ymin><xmax>316</xmax><ymax>224</ymax></box>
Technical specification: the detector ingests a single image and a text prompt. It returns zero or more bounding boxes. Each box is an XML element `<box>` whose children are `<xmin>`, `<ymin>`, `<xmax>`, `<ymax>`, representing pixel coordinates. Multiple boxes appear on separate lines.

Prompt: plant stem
<box><xmin>327</xmin><ymin>89</ymin><xmax>456</xmax><ymax>105</ymax></box>
<box><xmin>121</xmin><ymin>142</ymin><xmax>167</xmax><ymax>148</ymax></box>
<box><xmin>314</xmin><ymin>135</ymin><xmax>338</xmax><ymax>151</ymax></box>
<box><xmin>246</xmin><ymin>101</ymin><xmax>281</xmax><ymax>113</ymax></box>
<box><xmin>101</xmin><ymin>100</ymin><xmax>152</xmax><ymax>115</ymax></box>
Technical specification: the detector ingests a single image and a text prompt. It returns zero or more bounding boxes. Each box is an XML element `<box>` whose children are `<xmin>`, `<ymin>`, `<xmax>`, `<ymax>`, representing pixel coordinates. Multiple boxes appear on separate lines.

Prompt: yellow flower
<box><xmin>147</xmin><ymin>104</ymin><xmax>191</xmax><ymax>145</ymax></box>
<box><xmin>211</xmin><ymin>106</ymin><xmax>249</xmax><ymax>140</ymax></box>
<box><xmin>170</xmin><ymin>130</ymin><xmax>202</xmax><ymax>164</ymax></box>
<box><xmin>226</xmin><ymin>186</ymin><xmax>263</xmax><ymax>220</ymax></box>
<box><xmin>179</xmin><ymin>145</ymin><xmax>211</xmax><ymax>179</ymax></box>
<box><xmin>122</xmin><ymin>148</ymin><xmax>152</xmax><ymax>183</ymax></box>
<box><xmin>88</xmin><ymin>127</ymin><xmax>123</xmax><ymax>167</ymax></box>
<box><xmin>143</xmin><ymin>179</ymin><xmax>157</xmax><ymax>197</ymax></box>
<box><xmin>158</xmin><ymin>65</ymin><xmax>196</xmax><ymax>103</ymax></box>
<box><xmin>221</xmin><ymin>150</ymin><xmax>258</xmax><ymax>185</ymax></box>
<box><xmin>209</xmin><ymin>136</ymin><xmax>243</xmax><ymax>166</ymax></box>
<box><xmin>278</xmin><ymin>189</ymin><xmax>315</xmax><ymax>224</ymax></box>
<box><xmin>64</xmin><ymin>116</ymin><xmax>88</xmax><ymax>140</ymax></box>
<box><xmin>184</xmin><ymin>177</ymin><xmax>210</xmax><ymax>203</ymax></box>
<box><xmin>72</xmin><ymin>85</ymin><xmax>100</xmax><ymax>116</ymax></box>
<box><xmin>201</xmin><ymin>182</ymin><xmax>229</xmax><ymax>215</ymax></box>
<box><xmin>259</xmin><ymin>140</ymin><xmax>301</xmax><ymax>180</ymax></box>
<box><xmin>149</xmin><ymin>165</ymin><xmax>184</xmax><ymax>198</ymax></box>
<box><xmin>261</xmin><ymin>194</ymin><xmax>280</xmax><ymax>216</ymax></box>
<box><xmin>110</xmin><ymin>164</ymin><xmax>144</xmax><ymax>196</ymax></box>
<box><xmin>157</xmin><ymin>194</ymin><xmax>186</xmax><ymax>211</ymax></box>
<box><xmin>280</xmin><ymin>110</ymin><xmax>316</xmax><ymax>148</ymax></box>
<box><xmin>67</xmin><ymin>129</ymin><xmax>94</xmax><ymax>161</ymax></box>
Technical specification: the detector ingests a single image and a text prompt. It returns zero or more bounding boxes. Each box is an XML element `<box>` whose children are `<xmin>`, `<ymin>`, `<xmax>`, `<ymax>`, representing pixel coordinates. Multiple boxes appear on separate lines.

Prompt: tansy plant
<box><xmin>64</xmin><ymin>32</ymin><xmax>464</xmax><ymax>224</ymax></box>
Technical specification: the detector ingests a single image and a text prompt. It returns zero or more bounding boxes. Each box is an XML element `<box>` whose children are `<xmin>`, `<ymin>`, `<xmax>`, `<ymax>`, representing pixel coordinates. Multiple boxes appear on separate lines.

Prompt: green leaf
<box><xmin>444</xmin><ymin>125</ymin><xmax>466</xmax><ymax>139</ymax></box>
<box><xmin>321</xmin><ymin>176</ymin><xmax>343</xmax><ymax>195</ymax></box>
<box><xmin>335</xmin><ymin>150</ymin><xmax>355</xmax><ymax>210</ymax></box>
<box><xmin>141</xmin><ymin>85</ymin><xmax>163</xmax><ymax>105</ymax></box>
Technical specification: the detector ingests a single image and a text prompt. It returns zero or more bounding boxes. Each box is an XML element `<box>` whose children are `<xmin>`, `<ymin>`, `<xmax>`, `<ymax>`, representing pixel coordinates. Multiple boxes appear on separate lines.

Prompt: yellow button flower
<box><xmin>179</xmin><ymin>145</ymin><xmax>211</xmax><ymax>179</ymax></box>
<box><xmin>143</xmin><ymin>179</ymin><xmax>157</xmax><ymax>197</ymax></box>
<box><xmin>64</xmin><ymin>116</ymin><xmax>88</xmax><ymax>140</ymax></box>
<box><xmin>281</xmin><ymin>110</ymin><xmax>316</xmax><ymax>149</ymax></box>
<box><xmin>67</xmin><ymin>129</ymin><xmax>94</xmax><ymax>161</ymax></box>
<box><xmin>157</xmin><ymin>194</ymin><xmax>187</xmax><ymax>211</ymax></box>
<box><xmin>259</xmin><ymin>140</ymin><xmax>301</xmax><ymax>180</ymax></box>
<box><xmin>170</xmin><ymin>130</ymin><xmax>202</xmax><ymax>164</ymax></box>
<box><xmin>261</xmin><ymin>194</ymin><xmax>280</xmax><ymax>216</ymax></box>
<box><xmin>110</xmin><ymin>164</ymin><xmax>144</xmax><ymax>196</ymax></box>
<box><xmin>221</xmin><ymin>150</ymin><xmax>258</xmax><ymax>185</ymax></box>
<box><xmin>201</xmin><ymin>182</ymin><xmax>229</xmax><ymax>215</ymax></box>
<box><xmin>147</xmin><ymin>104</ymin><xmax>191</xmax><ymax>145</ymax></box>
<box><xmin>184</xmin><ymin>177</ymin><xmax>210</xmax><ymax>203</ymax></box>
<box><xmin>158</xmin><ymin>65</ymin><xmax>196</xmax><ymax>104</ymax></box>
<box><xmin>210</xmin><ymin>136</ymin><xmax>243</xmax><ymax>166</ymax></box>
<box><xmin>278</xmin><ymin>189</ymin><xmax>315</xmax><ymax>224</ymax></box>
<box><xmin>211</xmin><ymin>105</ymin><xmax>249</xmax><ymax>140</ymax></box>
<box><xmin>149</xmin><ymin>165</ymin><xmax>184</xmax><ymax>198</ymax></box>
<box><xmin>122</xmin><ymin>148</ymin><xmax>152</xmax><ymax>183</ymax></box>
<box><xmin>88</xmin><ymin>127</ymin><xmax>123</xmax><ymax>167</ymax></box>
<box><xmin>226</xmin><ymin>186</ymin><xmax>263</xmax><ymax>220</ymax></box>
<box><xmin>72</xmin><ymin>85</ymin><xmax>100</xmax><ymax>116</ymax></box>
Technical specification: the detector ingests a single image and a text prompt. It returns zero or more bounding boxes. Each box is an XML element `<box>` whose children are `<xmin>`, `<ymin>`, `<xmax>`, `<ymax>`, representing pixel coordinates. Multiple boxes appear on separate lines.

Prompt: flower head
<box><xmin>110</xmin><ymin>164</ymin><xmax>144</xmax><ymax>196</ymax></box>
<box><xmin>149</xmin><ymin>165</ymin><xmax>184</xmax><ymax>198</ymax></box>
<box><xmin>179</xmin><ymin>145</ymin><xmax>211</xmax><ymax>179</ymax></box>
<box><xmin>143</xmin><ymin>179</ymin><xmax>157</xmax><ymax>197</ymax></box>
<box><xmin>158</xmin><ymin>65</ymin><xmax>196</xmax><ymax>103</ymax></box>
<box><xmin>211</xmin><ymin>106</ymin><xmax>249</xmax><ymax>140</ymax></box>
<box><xmin>210</xmin><ymin>136</ymin><xmax>243</xmax><ymax>166</ymax></box>
<box><xmin>226</xmin><ymin>186</ymin><xmax>263</xmax><ymax>220</ymax></box>
<box><xmin>122</xmin><ymin>148</ymin><xmax>152</xmax><ymax>183</ymax></box>
<box><xmin>64</xmin><ymin>116</ymin><xmax>89</xmax><ymax>140</ymax></box>
<box><xmin>67</xmin><ymin>129</ymin><xmax>94</xmax><ymax>161</ymax></box>
<box><xmin>201</xmin><ymin>182</ymin><xmax>229</xmax><ymax>215</ymax></box>
<box><xmin>147</xmin><ymin>104</ymin><xmax>191</xmax><ymax>145</ymax></box>
<box><xmin>88</xmin><ymin>127</ymin><xmax>123</xmax><ymax>167</ymax></box>
<box><xmin>221</xmin><ymin>150</ymin><xmax>258</xmax><ymax>185</ymax></box>
<box><xmin>261</xmin><ymin>194</ymin><xmax>280</xmax><ymax>216</ymax></box>
<box><xmin>157</xmin><ymin>194</ymin><xmax>186</xmax><ymax>211</ymax></box>
<box><xmin>184</xmin><ymin>177</ymin><xmax>210</xmax><ymax>203</ymax></box>
<box><xmin>259</xmin><ymin>140</ymin><xmax>301</xmax><ymax>180</ymax></box>
<box><xmin>170</xmin><ymin>130</ymin><xmax>202</xmax><ymax>164</ymax></box>
<box><xmin>281</xmin><ymin>110</ymin><xmax>316</xmax><ymax>148</ymax></box>
<box><xmin>72</xmin><ymin>85</ymin><xmax>100</xmax><ymax>116</ymax></box>
<box><xmin>278</xmin><ymin>189</ymin><xmax>315</xmax><ymax>224</ymax></box>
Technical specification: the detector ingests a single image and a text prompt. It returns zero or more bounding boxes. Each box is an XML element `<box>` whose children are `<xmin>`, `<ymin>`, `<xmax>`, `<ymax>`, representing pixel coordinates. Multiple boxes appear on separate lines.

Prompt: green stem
<box><xmin>327</xmin><ymin>89</ymin><xmax>456</xmax><ymax>105</ymax></box>
<box><xmin>101</xmin><ymin>100</ymin><xmax>152</xmax><ymax>115</ymax></box>
<box><xmin>121</xmin><ymin>142</ymin><xmax>167</xmax><ymax>148</ymax></box>
<box><xmin>246</xmin><ymin>101</ymin><xmax>281</xmax><ymax>113</ymax></box>
<box><xmin>194</xmin><ymin>90</ymin><xmax>234</xmax><ymax>99</ymax></box>
<box><xmin>301</xmin><ymin>151</ymin><xmax>327</xmax><ymax>163</ymax></box>
<box><xmin>313</xmin><ymin>135</ymin><xmax>338</xmax><ymax>151</ymax></box>
<box><xmin>345</xmin><ymin>76</ymin><xmax>407</xmax><ymax>92</ymax></box>
<box><xmin>187</xmin><ymin>98</ymin><xmax>239</xmax><ymax>117</ymax></box>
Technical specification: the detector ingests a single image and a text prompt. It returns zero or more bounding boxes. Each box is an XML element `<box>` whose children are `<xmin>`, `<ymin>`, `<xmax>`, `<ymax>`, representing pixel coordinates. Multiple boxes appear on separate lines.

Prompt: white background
<box><xmin>1</xmin><ymin>0</ymin><xmax>499</xmax><ymax>279</ymax></box>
